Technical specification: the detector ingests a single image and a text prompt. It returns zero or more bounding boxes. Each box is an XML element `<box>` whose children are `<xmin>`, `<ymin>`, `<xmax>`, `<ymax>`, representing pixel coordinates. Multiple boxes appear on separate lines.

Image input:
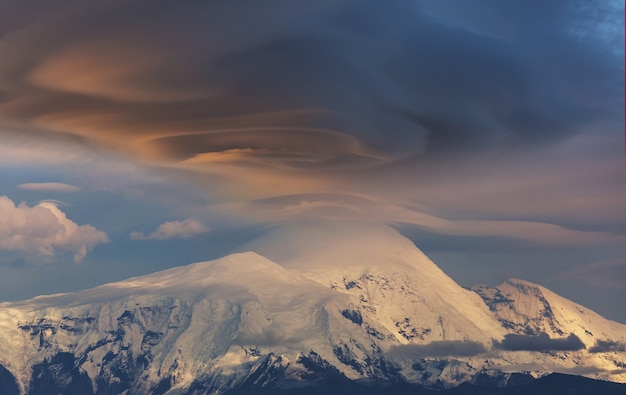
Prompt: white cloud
<box><xmin>130</xmin><ymin>218</ymin><xmax>209</xmax><ymax>240</ymax></box>
<box><xmin>0</xmin><ymin>196</ymin><xmax>108</xmax><ymax>263</ymax></box>
<box><xmin>18</xmin><ymin>182</ymin><xmax>81</xmax><ymax>193</ymax></box>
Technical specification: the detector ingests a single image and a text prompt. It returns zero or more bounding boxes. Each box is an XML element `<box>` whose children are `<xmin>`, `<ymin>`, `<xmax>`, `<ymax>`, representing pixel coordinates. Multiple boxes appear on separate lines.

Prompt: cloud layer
<box><xmin>387</xmin><ymin>340</ymin><xmax>487</xmax><ymax>358</ymax></box>
<box><xmin>0</xmin><ymin>0</ymin><xmax>621</xmax><ymax>170</ymax></box>
<box><xmin>0</xmin><ymin>196</ymin><xmax>108</xmax><ymax>263</ymax></box>
<box><xmin>493</xmin><ymin>332</ymin><xmax>586</xmax><ymax>352</ymax></box>
<box><xmin>589</xmin><ymin>340</ymin><xmax>626</xmax><ymax>353</ymax></box>
<box><xmin>0</xmin><ymin>0</ymin><xmax>623</xmax><ymax>248</ymax></box>
<box><xmin>555</xmin><ymin>258</ymin><xmax>626</xmax><ymax>288</ymax></box>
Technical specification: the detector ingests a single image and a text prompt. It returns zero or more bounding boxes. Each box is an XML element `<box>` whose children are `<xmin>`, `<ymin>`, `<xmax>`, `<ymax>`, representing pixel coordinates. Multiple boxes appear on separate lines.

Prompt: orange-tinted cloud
<box><xmin>0</xmin><ymin>0</ymin><xmax>623</xmax><ymax>248</ymax></box>
<box><xmin>3</xmin><ymin>0</ymin><xmax>616</xmax><ymax>172</ymax></box>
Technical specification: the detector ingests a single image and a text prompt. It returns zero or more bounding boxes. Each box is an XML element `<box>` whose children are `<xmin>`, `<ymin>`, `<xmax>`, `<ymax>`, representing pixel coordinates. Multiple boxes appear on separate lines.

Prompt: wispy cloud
<box><xmin>554</xmin><ymin>258</ymin><xmax>626</xmax><ymax>288</ymax></box>
<box><xmin>18</xmin><ymin>182</ymin><xmax>80</xmax><ymax>193</ymax></box>
<box><xmin>130</xmin><ymin>218</ymin><xmax>209</xmax><ymax>240</ymax></box>
<box><xmin>0</xmin><ymin>196</ymin><xmax>108</xmax><ymax>263</ymax></box>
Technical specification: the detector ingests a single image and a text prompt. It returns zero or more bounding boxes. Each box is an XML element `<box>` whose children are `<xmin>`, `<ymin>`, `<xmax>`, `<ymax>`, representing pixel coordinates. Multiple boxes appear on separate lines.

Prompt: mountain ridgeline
<box><xmin>0</xmin><ymin>225</ymin><xmax>624</xmax><ymax>394</ymax></box>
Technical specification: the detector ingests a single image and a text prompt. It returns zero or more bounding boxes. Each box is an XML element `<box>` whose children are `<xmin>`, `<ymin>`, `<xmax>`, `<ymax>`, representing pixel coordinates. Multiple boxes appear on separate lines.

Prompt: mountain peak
<box><xmin>0</xmin><ymin>251</ymin><xmax>308</xmax><ymax>310</ymax></box>
<box><xmin>504</xmin><ymin>277</ymin><xmax>545</xmax><ymax>290</ymax></box>
<box><xmin>239</xmin><ymin>222</ymin><xmax>449</xmax><ymax>283</ymax></box>
<box><xmin>475</xmin><ymin>278</ymin><xmax>626</xmax><ymax>370</ymax></box>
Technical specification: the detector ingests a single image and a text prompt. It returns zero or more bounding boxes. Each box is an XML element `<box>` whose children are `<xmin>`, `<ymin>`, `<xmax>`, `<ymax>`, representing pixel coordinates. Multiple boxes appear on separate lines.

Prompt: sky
<box><xmin>0</xmin><ymin>0</ymin><xmax>624</xmax><ymax>322</ymax></box>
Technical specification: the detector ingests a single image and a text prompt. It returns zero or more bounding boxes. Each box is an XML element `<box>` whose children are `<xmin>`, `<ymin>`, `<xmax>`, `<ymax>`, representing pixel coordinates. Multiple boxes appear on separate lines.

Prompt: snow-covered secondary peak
<box><xmin>474</xmin><ymin>278</ymin><xmax>626</xmax><ymax>383</ymax></box>
<box><xmin>475</xmin><ymin>278</ymin><xmax>626</xmax><ymax>345</ymax></box>
<box><xmin>2</xmin><ymin>252</ymin><xmax>312</xmax><ymax>310</ymax></box>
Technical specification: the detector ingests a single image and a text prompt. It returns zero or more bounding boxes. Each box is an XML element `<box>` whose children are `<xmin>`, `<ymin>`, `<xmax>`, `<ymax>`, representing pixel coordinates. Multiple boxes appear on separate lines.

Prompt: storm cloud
<box><xmin>0</xmin><ymin>0</ymin><xmax>621</xmax><ymax>173</ymax></box>
<box><xmin>589</xmin><ymin>340</ymin><xmax>626</xmax><ymax>353</ymax></box>
<box><xmin>493</xmin><ymin>333</ymin><xmax>586</xmax><ymax>352</ymax></box>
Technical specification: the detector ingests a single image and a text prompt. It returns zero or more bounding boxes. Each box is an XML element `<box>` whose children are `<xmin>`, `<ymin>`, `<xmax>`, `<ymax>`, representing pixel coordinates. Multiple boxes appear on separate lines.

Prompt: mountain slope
<box><xmin>0</xmin><ymin>224</ymin><xmax>624</xmax><ymax>394</ymax></box>
<box><xmin>474</xmin><ymin>279</ymin><xmax>626</xmax><ymax>343</ymax></box>
<box><xmin>0</xmin><ymin>252</ymin><xmax>359</xmax><ymax>393</ymax></box>
<box><xmin>474</xmin><ymin>279</ymin><xmax>626</xmax><ymax>383</ymax></box>
<box><xmin>242</xmin><ymin>223</ymin><xmax>507</xmax><ymax>346</ymax></box>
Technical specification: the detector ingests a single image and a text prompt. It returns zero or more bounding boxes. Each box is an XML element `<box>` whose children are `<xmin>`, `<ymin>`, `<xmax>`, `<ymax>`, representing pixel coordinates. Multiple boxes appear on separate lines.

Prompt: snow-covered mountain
<box><xmin>473</xmin><ymin>278</ymin><xmax>626</xmax><ymax>383</ymax></box>
<box><xmin>0</xmin><ymin>224</ymin><xmax>624</xmax><ymax>394</ymax></box>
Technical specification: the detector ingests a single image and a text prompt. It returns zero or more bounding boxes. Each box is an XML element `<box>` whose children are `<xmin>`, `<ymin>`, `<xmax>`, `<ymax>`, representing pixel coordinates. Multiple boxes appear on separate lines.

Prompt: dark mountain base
<box><xmin>3</xmin><ymin>355</ymin><xmax>625</xmax><ymax>395</ymax></box>
<box><xmin>0</xmin><ymin>365</ymin><xmax>19</xmax><ymax>395</ymax></box>
<box><xmin>224</xmin><ymin>374</ymin><xmax>626</xmax><ymax>395</ymax></box>
<box><xmin>1</xmin><ymin>360</ymin><xmax>624</xmax><ymax>395</ymax></box>
<box><xmin>448</xmin><ymin>374</ymin><xmax>626</xmax><ymax>395</ymax></box>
